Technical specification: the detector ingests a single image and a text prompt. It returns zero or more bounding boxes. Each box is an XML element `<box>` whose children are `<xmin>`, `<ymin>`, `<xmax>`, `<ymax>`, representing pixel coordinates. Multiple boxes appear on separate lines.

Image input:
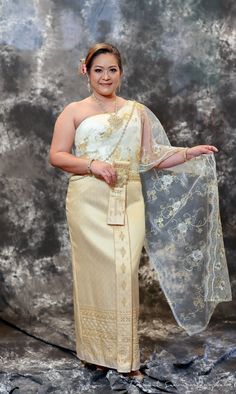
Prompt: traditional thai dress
<box><xmin>66</xmin><ymin>100</ymin><xmax>231</xmax><ymax>373</ymax></box>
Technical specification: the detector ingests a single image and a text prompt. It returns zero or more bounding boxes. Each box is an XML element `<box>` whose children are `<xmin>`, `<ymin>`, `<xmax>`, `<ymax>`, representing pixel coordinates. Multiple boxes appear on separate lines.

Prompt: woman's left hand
<box><xmin>187</xmin><ymin>145</ymin><xmax>218</xmax><ymax>159</ymax></box>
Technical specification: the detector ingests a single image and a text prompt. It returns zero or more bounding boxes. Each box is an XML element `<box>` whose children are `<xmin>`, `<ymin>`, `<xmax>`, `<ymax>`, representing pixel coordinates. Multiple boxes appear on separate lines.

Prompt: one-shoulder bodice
<box><xmin>73</xmin><ymin>100</ymin><xmax>142</xmax><ymax>173</ymax></box>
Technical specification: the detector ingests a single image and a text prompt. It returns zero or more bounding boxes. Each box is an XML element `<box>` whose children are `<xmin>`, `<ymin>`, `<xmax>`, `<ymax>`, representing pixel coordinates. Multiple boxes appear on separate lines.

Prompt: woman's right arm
<box><xmin>49</xmin><ymin>103</ymin><xmax>117</xmax><ymax>184</ymax></box>
<box><xmin>49</xmin><ymin>103</ymin><xmax>90</xmax><ymax>175</ymax></box>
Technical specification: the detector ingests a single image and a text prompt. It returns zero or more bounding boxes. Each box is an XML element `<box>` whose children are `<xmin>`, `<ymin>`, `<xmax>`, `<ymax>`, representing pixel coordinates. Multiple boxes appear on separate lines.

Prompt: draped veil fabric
<box><xmin>139</xmin><ymin>105</ymin><xmax>232</xmax><ymax>335</ymax></box>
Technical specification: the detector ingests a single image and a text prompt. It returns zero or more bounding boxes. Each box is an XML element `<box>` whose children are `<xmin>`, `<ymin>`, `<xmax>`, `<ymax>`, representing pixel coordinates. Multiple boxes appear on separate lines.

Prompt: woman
<box><xmin>49</xmin><ymin>43</ymin><xmax>231</xmax><ymax>377</ymax></box>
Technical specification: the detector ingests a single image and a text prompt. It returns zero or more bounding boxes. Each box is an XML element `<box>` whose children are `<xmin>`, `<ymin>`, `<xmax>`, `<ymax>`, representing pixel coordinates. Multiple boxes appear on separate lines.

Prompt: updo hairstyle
<box><xmin>84</xmin><ymin>43</ymin><xmax>123</xmax><ymax>74</ymax></box>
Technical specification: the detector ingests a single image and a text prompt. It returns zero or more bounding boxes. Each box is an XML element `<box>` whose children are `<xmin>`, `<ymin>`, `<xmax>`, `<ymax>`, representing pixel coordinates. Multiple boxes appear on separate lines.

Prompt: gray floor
<box><xmin>0</xmin><ymin>318</ymin><xmax>236</xmax><ymax>394</ymax></box>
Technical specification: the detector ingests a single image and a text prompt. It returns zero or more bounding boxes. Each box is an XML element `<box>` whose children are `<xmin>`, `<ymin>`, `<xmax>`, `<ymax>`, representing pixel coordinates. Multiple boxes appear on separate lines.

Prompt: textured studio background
<box><xmin>0</xmin><ymin>0</ymin><xmax>236</xmax><ymax>350</ymax></box>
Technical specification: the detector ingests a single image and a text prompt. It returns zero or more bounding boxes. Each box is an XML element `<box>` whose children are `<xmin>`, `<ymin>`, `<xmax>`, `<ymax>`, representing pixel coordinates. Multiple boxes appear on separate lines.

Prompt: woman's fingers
<box><xmin>202</xmin><ymin>145</ymin><xmax>218</xmax><ymax>155</ymax></box>
<box><xmin>207</xmin><ymin>145</ymin><xmax>218</xmax><ymax>152</ymax></box>
<box><xmin>189</xmin><ymin>145</ymin><xmax>218</xmax><ymax>158</ymax></box>
<box><xmin>103</xmin><ymin>165</ymin><xmax>117</xmax><ymax>185</ymax></box>
<box><xmin>90</xmin><ymin>161</ymin><xmax>117</xmax><ymax>185</ymax></box>
<box><xmin>104</xmin><ymin>171</ymin><xmax>112</xmax><ymax>185</ymax></box>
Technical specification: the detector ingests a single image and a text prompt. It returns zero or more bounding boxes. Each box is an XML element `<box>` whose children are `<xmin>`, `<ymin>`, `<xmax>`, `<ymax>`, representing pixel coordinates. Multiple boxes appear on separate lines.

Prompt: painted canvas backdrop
<box><xmin>0</xmin><ymin>0</ymin><xmax>235</xmax><ymax>349</ymax></box>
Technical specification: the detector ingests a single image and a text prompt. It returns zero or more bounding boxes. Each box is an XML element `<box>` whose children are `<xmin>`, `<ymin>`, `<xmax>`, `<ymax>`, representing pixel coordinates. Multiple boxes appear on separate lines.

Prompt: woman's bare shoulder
<box><xmin>63</xmin><ymin>98</ymin><xmax>91</xmax><ymax>113</ymax></box>
<box><xmin>58</xmin><ymin>98</ymin><xmax>93</xmax><ymax>125</ymax></box>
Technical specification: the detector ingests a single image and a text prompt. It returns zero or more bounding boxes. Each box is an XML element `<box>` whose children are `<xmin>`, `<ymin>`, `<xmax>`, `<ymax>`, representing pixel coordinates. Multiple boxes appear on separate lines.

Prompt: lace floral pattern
<box><xmin>140</xmin><ymin>105</ymin><xmax>232</xmax><ymax>334</ymax></box>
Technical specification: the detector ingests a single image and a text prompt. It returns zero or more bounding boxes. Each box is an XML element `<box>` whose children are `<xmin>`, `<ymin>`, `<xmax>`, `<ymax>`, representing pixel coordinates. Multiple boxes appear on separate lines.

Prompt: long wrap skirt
<box><xmin>66</xmin><ymin>175</ymin><xmax>145</xmax><ymax>372</ymax></box>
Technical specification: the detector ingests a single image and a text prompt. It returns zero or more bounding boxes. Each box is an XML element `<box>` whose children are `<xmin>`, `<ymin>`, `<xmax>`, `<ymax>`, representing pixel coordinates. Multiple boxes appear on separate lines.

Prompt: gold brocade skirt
<box><xmin>66</xmin><ymin>174</ymin><xmax>145</xmax><ymax>372</ymax></box>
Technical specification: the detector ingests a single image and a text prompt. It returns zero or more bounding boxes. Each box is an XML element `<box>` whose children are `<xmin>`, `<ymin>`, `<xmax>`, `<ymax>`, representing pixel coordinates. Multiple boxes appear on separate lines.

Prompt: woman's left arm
<box><xmin>157</xmin><ymin>145</ymin><xmax>218</xmax><ymax>169</ymax></box>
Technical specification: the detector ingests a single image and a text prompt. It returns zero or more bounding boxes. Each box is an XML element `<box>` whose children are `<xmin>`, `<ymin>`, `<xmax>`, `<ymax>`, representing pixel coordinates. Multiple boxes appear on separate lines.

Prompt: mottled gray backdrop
<box><xmin>0</xmin><ymin>0</ymin><xmax>235</xmax><ymax>350</ymax></box>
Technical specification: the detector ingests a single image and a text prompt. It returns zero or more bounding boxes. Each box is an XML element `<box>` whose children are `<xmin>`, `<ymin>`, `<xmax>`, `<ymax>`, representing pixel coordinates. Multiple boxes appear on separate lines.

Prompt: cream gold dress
<box><xmin>66</xmin><ymin>100</ymin><xmax>231</xmax><ymax>372</ymax></box>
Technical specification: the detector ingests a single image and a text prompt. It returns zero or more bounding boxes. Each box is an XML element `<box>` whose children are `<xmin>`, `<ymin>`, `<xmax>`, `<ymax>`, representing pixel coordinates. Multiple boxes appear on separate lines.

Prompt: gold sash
<box><xmin>107</xmin><ymin>161</ymin><xmax>140</xmax><ymax>226</ymax></box>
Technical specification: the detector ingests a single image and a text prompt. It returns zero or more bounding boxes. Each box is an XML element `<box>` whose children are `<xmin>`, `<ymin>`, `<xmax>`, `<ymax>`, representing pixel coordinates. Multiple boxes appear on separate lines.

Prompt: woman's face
<box><xmin>89</xmin><ymin>53</ymin><xmax>122</xmax><ymax>97</ymax></box>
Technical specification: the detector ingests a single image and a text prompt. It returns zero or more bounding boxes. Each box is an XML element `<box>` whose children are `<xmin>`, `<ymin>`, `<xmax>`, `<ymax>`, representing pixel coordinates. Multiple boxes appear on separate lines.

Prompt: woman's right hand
<box><xmin>90</xmin><ymin>160</ymin><xmax>117</xmax><ymax>186</ymax></box>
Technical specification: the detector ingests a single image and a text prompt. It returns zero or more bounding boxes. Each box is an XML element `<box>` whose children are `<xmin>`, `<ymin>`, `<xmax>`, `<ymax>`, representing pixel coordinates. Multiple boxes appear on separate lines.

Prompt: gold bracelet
<box><xmin>87</xmin><ymin>158</ymin><xmax>95</xmax><ymax>174</ymax></box>
<box><xmin>183</xmin><ymin>148</ymin><xmax>189</xmax><ymax>162</ymax></box>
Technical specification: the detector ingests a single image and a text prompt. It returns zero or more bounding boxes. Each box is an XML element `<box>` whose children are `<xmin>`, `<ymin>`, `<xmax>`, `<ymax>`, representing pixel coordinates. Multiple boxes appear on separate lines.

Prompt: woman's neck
<box><xmin>92</xmin><ymin>91</ymin><xmax>117</xmax><ymax>102</ymax></box>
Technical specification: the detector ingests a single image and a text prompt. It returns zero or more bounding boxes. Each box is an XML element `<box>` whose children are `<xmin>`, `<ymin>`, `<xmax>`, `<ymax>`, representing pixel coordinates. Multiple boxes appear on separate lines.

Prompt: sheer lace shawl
<box><xmin>138</xmin><ymin>104</ymin><xmax>232</xmax><ymax>335</ymax></box>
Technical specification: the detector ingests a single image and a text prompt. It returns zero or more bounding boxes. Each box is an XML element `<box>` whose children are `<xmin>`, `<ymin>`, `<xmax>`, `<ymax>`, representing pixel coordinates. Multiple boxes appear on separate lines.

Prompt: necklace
<box><xmin>92</xmin><ymin>93</ymin><xmax>122</xmax><ymax>129</ymax></box>
<box><xmin>105</xmin><ymin>101</ymin><xmax>135</xmax><ymax>161</ymax></box>
<box><xmin>92</xmin><ymin>95</ymin><xmax>136</xmax><ymax>162</ymax></box>
<box><xmin>92</xmin><ymin>93</ymin><xmax>117</xmax><ymax>113</ymax></box>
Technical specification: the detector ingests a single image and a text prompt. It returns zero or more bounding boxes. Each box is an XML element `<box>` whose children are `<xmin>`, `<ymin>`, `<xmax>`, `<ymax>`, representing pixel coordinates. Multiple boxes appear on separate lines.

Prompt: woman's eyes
<box><xmin>94</xmin><ymin>68</ymin><xmax>118</xmax><ymax>73</ymax></box>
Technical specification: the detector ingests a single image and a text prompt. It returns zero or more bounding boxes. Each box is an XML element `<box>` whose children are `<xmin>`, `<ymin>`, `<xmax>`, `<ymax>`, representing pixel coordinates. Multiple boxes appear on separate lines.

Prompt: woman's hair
<box><xmin>85</xmin><ymin>43</ymin><xmax>123</xmax><ymax>74</ymax></box>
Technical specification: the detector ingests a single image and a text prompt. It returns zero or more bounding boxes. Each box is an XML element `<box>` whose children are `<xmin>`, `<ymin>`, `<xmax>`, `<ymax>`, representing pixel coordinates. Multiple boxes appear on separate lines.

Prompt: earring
<box><xmin>118</xmin><ymin>82</ymin><xmax>121</xmax><ymax>93</ymax></box>
<box><xmin>87</xmin><ymin>77</ymin><xmax>91</xmax><ymax>93</ymax></box>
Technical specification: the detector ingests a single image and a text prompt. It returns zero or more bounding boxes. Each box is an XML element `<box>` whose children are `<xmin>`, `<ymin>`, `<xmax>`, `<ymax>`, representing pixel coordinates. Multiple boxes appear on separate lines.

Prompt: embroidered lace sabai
<box><xmin>139</xmin><ymin>105</ymin><xmax>232</xmax><ymax>335</ymax></box>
